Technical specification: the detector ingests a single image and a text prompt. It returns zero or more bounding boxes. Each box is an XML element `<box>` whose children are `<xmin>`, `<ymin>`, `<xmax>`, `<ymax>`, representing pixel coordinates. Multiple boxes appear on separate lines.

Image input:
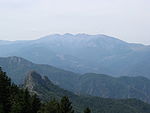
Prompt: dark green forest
<box><xmin>0</xmin><ymin>67</ymin><xmax>88</xmax><ymax>113</ymax></box>
<box><xmin>1</xmin><ymin>67</ymin><xmax>150</xmax><ymax>113</ymax></box>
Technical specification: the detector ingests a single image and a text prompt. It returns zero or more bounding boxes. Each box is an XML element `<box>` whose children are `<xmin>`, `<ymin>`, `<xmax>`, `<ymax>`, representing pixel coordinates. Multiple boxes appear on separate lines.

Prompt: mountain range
<box><xmin>0</xmin><ymin>34</ymin><xmax>150</xmax><ymax>78</ymax></box>
<box><xmin>1</xmin><ymin>56</ymin><xmax>150</xmax><ymax>103</ymax></box>
<box><xmin>24</xmin><ymin>71</ymin><xmax>150</xmax><ymax>113</ymax></box>
<box><xmin>75</xmin><ymin>73</ymin><xmax>150</xmax><ymax>103</ymax></box>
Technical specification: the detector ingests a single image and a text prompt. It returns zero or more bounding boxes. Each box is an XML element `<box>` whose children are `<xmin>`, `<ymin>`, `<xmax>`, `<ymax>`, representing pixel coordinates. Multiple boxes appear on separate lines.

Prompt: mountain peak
<box><xmin>6</xmin><ymin>56</ymin><xmax>33</xmax><ymax>65</ymax></box>
<box><xmin>24</xmin><ymin>71</ymin><xmax>43</xmax><ymax>93</ymax></box>
<box><xmin>9</xmin><ymin>56</ymin><xmax>24</xmax><ymax>61</ymax></box>
<box><xmin>27</xmin><ymin>71</ymin><xmax>42</xmax><ymax>80</ymax></box>
<box><xmin>24</xmin><ymin>70</ymin><xmax>76</xmax><ymax>100</ymax></box>
<box><xmin>24</xmin><ymin>71</ymin><xmax>56</xmax><ymax>92</ymax></box>
<box><xmin>24</xmin><ymin>71</ymin><xmax>46</xmax><ymax>86</ymax></box>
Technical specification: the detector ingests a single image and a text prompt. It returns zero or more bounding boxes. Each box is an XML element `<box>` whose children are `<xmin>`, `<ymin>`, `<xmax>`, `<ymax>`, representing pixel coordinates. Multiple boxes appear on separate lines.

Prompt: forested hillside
<box><xmin>24</xmin><ymin>70</ymin><xmax>150</xmax><ymax>113</ymax></box>
<box><xmin>1</xmin><ymin>56</ymin><xmax>150</xmax><ymax>104</ymax></box>
<box><xmin>1</xmin><ymin>68</ymin><xmax>150</xmax><ymax>113</ymax></box>
<box><xmin>75</xmin><ymin>73</ymin><xmax>150</xmax><ymax>103</ymax></box>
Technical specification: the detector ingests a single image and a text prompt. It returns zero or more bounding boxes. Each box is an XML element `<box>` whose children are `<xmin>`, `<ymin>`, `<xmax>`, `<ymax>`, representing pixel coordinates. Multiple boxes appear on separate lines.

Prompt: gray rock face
<box><xmin>24</xmin><ymin>71</ymin><xmax>42</xmax><ymax>93</ymax></box>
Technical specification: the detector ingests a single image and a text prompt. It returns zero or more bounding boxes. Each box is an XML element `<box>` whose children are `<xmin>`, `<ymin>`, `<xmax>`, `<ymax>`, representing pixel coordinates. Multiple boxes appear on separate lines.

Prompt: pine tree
<box><xmin>84</xmin><ymin>107</ymin><xmax>91</xmax><ymax>113</ymax></box>
<box><xmin>0</xmin><ymin>67</ymin><xmax>41</xmax><ymax>113</ymax></box>
<box><xmin>31</xmin><ymin>94</ymin><xmax>41</xmax><ymax>113</ymax></box>
<box><xmin>39</xmin><ymin>98</ymin><xmax>60</xmax><ymax>113</ymax></box>
<box><xmin>60</xmin><ymin>96</ymin><xmax>74</xmax><ymax>113</ymax></box>
<box><xmin>0</xmin><ymin>104</ymin><xmax>4</xmax><ymax>113</ymax></box>
<box><xmin>0</xmin><ymin>67</ymin><xmax>11</xmax><ymax>113</ymax></box>
<box><xmin>22</xmin><ymin>89</ymin><xmax>32</xmax><ymax>113</ymax></box>
<box><xmin>10</xmin><ymin>102</ymin><xmax>23</xmax><ymax>113</ymax></box>
<box><xmin>10</xmin><ymin>88</ymin><xmax>24</xmax><ymax>113</ymax></box>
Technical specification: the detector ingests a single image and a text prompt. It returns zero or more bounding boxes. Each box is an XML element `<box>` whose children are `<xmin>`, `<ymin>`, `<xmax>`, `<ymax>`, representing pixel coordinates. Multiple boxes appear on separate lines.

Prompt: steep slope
<box><xmin>24</xmin><ymin>71</ymin><xmax>150</xmax><ymax>113</ymax></box>
<box><xmin>75</xmin><ymin>73</ymin><xmax>150</xmax><ymax>103</ymax></box>
<box><xmin>24</xmin><ymin>71</ymin><xmax>77</xmax><ymax>101</ymax></box>
<box><xmin>0</xmin><ymin>56</ymin><xmax>79</xmax><ymax>91</ymax></box>
<box><xmin>1</xmin><ymin>56</ymin><xmax>150</xmax><ymax>103</ymax></box>
<box><xmin>0</xmin><ymin>34</ymin><xmax>150</xmax><ymax>78</ymax></box>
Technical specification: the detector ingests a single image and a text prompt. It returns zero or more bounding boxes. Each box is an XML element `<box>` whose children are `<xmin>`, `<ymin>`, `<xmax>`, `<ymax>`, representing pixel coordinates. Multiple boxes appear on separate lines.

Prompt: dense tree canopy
<box><xmin>84</xmin><ymin>107</ymin><xmax>91</xmax><ymax>113</ymax></box>
<box><xmin>0</xmin><ymin>67</ymin><xmax>41</xmax><ymax>113</ymax></box>
<box><xmin>0</xmin><ymin>67</ymin><xmax>90</xmax><ymax>113</ymax></box>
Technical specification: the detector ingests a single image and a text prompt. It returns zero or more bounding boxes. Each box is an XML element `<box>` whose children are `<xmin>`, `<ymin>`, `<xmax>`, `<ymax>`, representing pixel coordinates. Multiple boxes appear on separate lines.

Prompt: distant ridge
<box><xmin>0</xmin><ymin>56</ymin><xmax>79</xmax><ymax>91</ymax></box>
<box><xmin>1</xmin><ymin>56</ymin><xmax>150</xmax><ymax>103</ymax></box>
<box><xmin>0</xmin><ymin>34</ymin><xmax>150</xmax><ymax>78</ymax></box>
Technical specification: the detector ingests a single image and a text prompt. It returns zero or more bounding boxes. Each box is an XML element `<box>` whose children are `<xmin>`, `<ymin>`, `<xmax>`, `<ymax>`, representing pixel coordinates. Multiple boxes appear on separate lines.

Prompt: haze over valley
<box><xmin>0</xmin><ymin>0</ymin><xmax>150</xmax><ymax>113</ymax></box>
<box><xmin>0</xmin><ymin>34</ymin><xmax>150</xmax><ymax>78</ymax></box>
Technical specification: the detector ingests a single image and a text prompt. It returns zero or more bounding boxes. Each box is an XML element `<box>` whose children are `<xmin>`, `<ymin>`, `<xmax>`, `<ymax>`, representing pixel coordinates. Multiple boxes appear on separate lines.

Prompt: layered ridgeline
<box><xmin>0</xmin><ymin>34</ymin><xmax>150</xmax><ymax>78</ymax></box>
<box><xmin>0</xmin><ymin>56</ymin><xmax>79</xmax><ymax>91</ymax></box>
<box><xmin>1</xmin><ymin>56</ymin><xmax>150</xmax><ymax>104</ymax></box>
<box><xmin>75</xmin><ymin>73</ymin><xmax>150</xmax><ymax>103</ymax></box>
<box><xmin>24</xmin><ymin>71</ymin><xmax>150</xmax><ymax>113</ymax></box>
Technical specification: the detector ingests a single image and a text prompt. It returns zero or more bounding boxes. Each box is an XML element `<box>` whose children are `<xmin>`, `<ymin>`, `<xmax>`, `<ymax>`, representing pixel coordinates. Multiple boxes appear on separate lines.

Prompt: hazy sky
<box><xmin>0</xmin><ymin>0</ymin><xmax>150</xmax><ymax>44</ymax></box>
